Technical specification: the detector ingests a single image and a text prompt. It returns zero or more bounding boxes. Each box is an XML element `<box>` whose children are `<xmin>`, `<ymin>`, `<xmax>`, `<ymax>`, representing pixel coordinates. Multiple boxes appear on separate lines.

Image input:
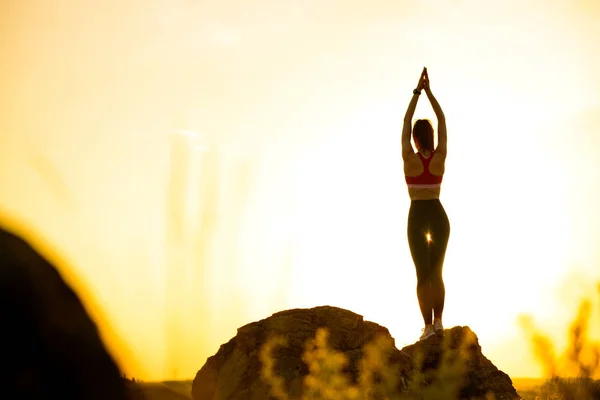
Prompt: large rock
<box><xmin>402</xmin><ymin>326</ymin><xmax>519</xmax><ymax>400</ymax></box>
<box><xmin>192</xmin><ymin>306</ymin><xmax>521</xmax><ymax>400</ymax></box>
<box><xmin>0</xmin><ymin>225</ymin><xmax>131</xmax><ymax>399</ymax></box>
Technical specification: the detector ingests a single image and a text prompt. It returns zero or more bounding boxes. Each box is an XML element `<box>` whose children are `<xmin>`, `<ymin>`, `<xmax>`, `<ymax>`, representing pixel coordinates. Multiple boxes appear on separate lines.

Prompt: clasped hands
<box><xmin>416</xmin><ymin>67</ymin><xmax>431</xmax><ymax>92</ymax></box>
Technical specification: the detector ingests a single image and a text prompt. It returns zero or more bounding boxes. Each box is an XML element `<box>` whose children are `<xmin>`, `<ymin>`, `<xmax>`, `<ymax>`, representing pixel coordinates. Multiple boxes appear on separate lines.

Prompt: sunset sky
<box><xmin>1</xmin><ymin>0</ymin><xmax>600</xmax><ymax>381</ymax></box>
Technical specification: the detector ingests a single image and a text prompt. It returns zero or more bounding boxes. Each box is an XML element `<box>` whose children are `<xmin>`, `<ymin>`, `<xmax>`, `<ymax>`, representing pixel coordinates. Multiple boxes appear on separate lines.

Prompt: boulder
<box><xmin>402</xmin><ymin>326</ymin><xmax>520</xmax><ymax>400</ymax></box>
<box><xmin>192</xmin><ymin>306</ymin><xmax>521</xmax><ymax>400</ymax></box>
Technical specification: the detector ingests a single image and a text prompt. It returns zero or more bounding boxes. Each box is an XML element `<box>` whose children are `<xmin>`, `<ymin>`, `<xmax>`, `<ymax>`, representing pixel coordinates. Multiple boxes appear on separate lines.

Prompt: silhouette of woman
<box><xmin>401</xmin><ymin>67</ymin><xmax>450</xmax><ymax>341</ymax></box>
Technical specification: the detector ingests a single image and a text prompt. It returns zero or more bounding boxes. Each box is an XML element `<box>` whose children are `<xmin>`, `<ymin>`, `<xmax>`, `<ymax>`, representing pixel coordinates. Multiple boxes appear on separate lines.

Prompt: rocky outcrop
<box><xmin>0</xmin><ymin>225</ymin><xmax>130</xmax><ymax>399</ymax></box>
<box><xmin>192</xmin><ymin>306</ymin><xmax>406</xmax><ymax>400</ymax></box>
<box><xmin>192</xmin><ymin>306</ymin><xmax>521</xmax><ymax>400</ymax></box>
<box><xmin>402</xmin><ymin>326</ymin><xmax>519</xmax><ymax>400</ymax></box>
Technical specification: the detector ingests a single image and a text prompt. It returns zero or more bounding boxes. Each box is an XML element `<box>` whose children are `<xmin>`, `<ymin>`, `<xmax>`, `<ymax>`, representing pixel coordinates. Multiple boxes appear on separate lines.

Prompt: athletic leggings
<box><xmin>407</xmin><ymin>199</ymin><xmax>450</xmax><ymax>325</ymax></box>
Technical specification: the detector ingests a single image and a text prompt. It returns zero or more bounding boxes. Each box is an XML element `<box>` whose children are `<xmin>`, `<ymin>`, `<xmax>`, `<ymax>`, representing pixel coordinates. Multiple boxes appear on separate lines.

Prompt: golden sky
<box><xmin>1</xmin><ymin>0</ymin><xmax>600</xmax><ymax>381</ymax></box>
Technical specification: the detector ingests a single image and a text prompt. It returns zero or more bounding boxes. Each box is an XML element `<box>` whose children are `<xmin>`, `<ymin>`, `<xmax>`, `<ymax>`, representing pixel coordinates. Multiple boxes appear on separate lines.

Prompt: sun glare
<box><xmin>2</xmin><ymin>0</ymin><xmax>600</xmax><ymax>383</ymax></box>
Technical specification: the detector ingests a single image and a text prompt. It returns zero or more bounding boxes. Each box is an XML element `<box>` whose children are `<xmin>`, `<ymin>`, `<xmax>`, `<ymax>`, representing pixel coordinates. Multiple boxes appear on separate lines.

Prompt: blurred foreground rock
<box><xmin>0</xmin><ymin>225</ymin><xmax>132</xmax><ymax>399</ymax></box>
<box><xmin>192</xmin><ymin>306</ymin><xmax>520</xmax><ymax>400</ymax></box>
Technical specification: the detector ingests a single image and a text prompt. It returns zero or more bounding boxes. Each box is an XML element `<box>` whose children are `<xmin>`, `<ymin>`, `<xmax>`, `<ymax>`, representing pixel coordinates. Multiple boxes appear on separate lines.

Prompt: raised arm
<box><xmin>401</xmin><ymin>93</ymin><xmax>419</xmax><ymax>158</ymax></box>
<box><xmin>423</xmin><ymin>70</ymin><xmax>447</xmax><ymax>155</ymax></box>
<box><xmin>402</xmin><ymin>68</ymin><xmax>427</xmax><ymax>159</ymax></box>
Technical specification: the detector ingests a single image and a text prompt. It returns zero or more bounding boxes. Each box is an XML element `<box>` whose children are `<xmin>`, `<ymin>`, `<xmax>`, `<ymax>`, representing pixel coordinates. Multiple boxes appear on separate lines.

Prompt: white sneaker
<box><xmin>433</xmin><ymin>318</ymin><xmax>444</xmax><ymax>336</ymax></box>
<box><xmin>419</xmin><ymin>324</ymin><xmax>436</xmax><ymax>341</ymax></box>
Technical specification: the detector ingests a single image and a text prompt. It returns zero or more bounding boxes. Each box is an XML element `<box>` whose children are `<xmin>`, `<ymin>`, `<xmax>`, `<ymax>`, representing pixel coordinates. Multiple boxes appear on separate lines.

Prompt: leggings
<box><xmin>407</xmin><ymin>199</ymin><xmax>450</xmax><ymax>325</ymax></box>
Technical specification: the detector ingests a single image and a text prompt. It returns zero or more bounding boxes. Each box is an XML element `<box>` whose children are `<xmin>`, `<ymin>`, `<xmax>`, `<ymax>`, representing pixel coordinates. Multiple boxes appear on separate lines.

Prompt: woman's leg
<box><xmin>431</xmin><ymin>271</ymin><xmax>445</xmax><ymax>320</ymax></box>
<box><xmin>408</xmin><ymin>202</ymin><xmax>434</xmax><ymax>325</ymax></box>
<box><xmin>430</xmin><ymin>203</ymin><xmax>450</xmax><ymax>320</ymax></box>
<box><xmin>416</xmin><ymin>280</ymin><xmax>433</xmax><ymax>325</ymax></box>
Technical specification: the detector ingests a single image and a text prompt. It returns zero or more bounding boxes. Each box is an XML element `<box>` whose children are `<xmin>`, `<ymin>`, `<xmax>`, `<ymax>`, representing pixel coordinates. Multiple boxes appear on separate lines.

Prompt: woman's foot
<box><xmin>433</xmin><ymin>318</ymin><xmax>444</xmax><ymax>336</ymax></box>
<box><xmin>419</xmin><ymin>324</ymin><xmax>436</xmax><ymax>341</ymax></box>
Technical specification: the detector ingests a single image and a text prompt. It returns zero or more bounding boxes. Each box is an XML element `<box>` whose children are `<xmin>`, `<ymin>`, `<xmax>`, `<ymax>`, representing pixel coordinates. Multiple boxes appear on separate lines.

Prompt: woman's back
<box><xmin>404</xmin><ymin>150</ymin><xmax>446</xmax><ymax>200</ymax></box>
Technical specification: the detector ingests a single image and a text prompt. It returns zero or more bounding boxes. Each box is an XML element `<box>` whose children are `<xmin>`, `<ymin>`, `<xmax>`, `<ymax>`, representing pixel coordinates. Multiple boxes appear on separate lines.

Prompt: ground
<box><xmin>133</xmin><ymin>377</ymin><xmax>543</xmax><ymax>399</ymax></box>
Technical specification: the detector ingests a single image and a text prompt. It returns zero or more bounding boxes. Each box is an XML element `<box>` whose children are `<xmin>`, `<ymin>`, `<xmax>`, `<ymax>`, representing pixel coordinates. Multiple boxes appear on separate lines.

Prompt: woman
<box><xmin>401</xmin><ymin>67</ymin><xmax>450</xmax><ymax>341</ymax></box>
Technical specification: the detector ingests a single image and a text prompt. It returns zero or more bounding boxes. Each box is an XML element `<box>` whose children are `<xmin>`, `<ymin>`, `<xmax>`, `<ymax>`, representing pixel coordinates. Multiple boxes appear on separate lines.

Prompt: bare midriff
<box><xmin>407</xmin><ymin>186</ymin><xmax>441</xmax><ymax>200</ymax></box>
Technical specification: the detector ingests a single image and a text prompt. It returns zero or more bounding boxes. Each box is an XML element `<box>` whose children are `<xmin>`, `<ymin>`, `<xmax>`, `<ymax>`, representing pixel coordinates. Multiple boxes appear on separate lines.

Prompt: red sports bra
<box><xmin>405</xmin><ymin>151</ymin><xmax>443</xmax><ymax>189</ymax></box>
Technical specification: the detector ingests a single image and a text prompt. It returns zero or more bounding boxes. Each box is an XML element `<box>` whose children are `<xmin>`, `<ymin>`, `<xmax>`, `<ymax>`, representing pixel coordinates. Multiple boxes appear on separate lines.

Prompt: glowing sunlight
<box><xmin>2</xmin><ymin>0</ymin><xmax>600</xmax><ymax>383</ymax></box>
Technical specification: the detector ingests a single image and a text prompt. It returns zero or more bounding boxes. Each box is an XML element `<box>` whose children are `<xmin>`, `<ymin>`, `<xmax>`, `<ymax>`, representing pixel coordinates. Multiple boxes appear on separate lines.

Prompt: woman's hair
<box><xmin>412</xmin><ymin>119</ymin><xmax>434</xmax><ymax>153</ymax></box>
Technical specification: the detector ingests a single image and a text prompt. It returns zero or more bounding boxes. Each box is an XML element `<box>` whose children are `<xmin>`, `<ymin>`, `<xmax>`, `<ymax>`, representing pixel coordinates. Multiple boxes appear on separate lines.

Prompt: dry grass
<box><xmin>260</xmin><ymin>327</ymin><xmax>492</xmax><ymax>400</ymax></box>
<box><xmin>518</xmin><ymin>282</ymin><xmax>600</xmax><ymax>400</ymax></box>
<box><xmin>259</xmin><ymin>283</ymin><xmax>600</xmax><ymax>400</ymax></box>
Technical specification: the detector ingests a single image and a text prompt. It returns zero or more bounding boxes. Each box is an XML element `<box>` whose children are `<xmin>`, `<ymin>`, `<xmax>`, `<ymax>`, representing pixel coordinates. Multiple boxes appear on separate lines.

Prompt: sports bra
<box><xmin>405</xmin><ymin>151</ymin><xmax>443</xmax><ymax>189</ymax></box>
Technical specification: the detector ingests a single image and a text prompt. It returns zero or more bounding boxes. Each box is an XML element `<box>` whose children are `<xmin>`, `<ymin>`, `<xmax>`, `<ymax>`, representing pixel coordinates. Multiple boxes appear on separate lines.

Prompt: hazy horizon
<box><xmin>2</xmin><ymin>0</ymin><xmax>600</xmax><ymax>381</ymax></box>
